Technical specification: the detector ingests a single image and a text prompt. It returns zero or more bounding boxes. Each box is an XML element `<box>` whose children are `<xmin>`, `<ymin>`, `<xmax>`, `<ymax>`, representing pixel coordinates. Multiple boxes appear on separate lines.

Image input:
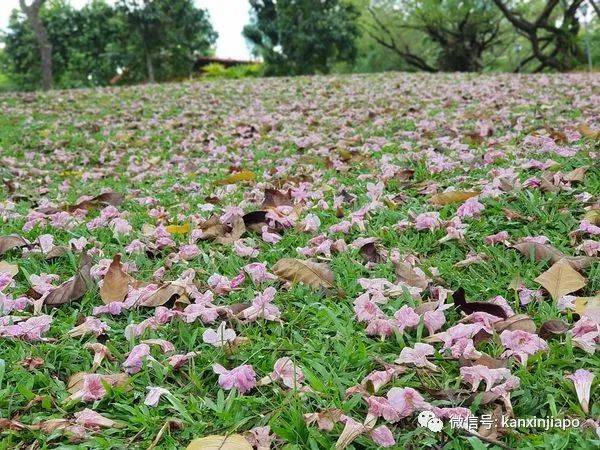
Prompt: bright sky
<box><xmin>0</xmin><ymin>0</ymin><xmax>252</xmax><ymax>59</ymax></box>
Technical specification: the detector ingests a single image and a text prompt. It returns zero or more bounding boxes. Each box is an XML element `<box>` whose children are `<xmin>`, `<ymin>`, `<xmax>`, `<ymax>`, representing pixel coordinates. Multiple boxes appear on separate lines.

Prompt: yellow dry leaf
<box><xmin>215</xmin><ymin>170</ymin><xmax>256</xmax><ymax>185</ymax></box>
<box><xmin>574</xmin><ymin>295</ymin><xmax>599</xmax><ymax>321</ymax></box>
<box><xmin>430</xmin><ymin>190</ymin><xmax>480</xmax><ymax>206</ymax></box>
<box><xmin>165</xmin><ymin>222</ymin><xmax>191</xmax><ymax>235</ymax></box>
<box><xmin>577</xmin><ymin>124</ymin><xmax>599</xmax><ymax>139</ymax></box>
<box><xmin>187</xmin><ymin>435</ymin><xmax>252</xmax><ymax>450</ymax></box>
<box><xmin>0</xmin><ymin>261</ymin><xmax>18</xmax><ymax>276</ymax></box>
<box><xmin>534</xmin><ymin>259</ymin><xmax>586</xmax><ymax>301</ymax></box>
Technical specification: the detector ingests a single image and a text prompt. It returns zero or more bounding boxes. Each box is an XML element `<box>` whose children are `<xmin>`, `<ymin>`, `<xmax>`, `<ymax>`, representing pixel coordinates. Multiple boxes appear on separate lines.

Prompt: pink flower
<box><xmin>79</xmin><ymin>374</ymin><xmax>107</xmax><ymax>402</ymax></box>
<box><xmin>387</xmin><ymin>387</ymin><xmax>431</xmax><ymax>418</ymax></box>
<box><xmin>73</xmin><ymin>408</ymin><xmax>115</xmax><ymax>428</ymax></box>
<box><xmin>110</xmin><ymin>218</ymin><xmax>132</xmax><ymax>236</ymax></box>
<box><xmin>365</xmin><ymin>396</ymin><xmax>400</xmax><ymax>422</ymax></box>
<box><xmin>579</xmin><ymin>240</ymin><xmax>600</xmax><ymax>256</ymax></box>
<box><xmin>0</xmin><ymin>315</ymin><xmax>53</xmax><ymax>341</ymax></box>
<box><xmin>144</xmin><ymin>386</ymin><xmax>170</xmax><ymax>407</ymax></box>
<box><xmin>68</xmin><ymin>317</ymin><xmax>110</xmax><ymax>338</ymax></box>
<box><xmin>365</xmin><ymin>317</ymin><xmax>396</xmax><ymax>338</ymax></box>
<box><xmin>261</xmin><ymin>226</ymin><xmax>281</xmax><ymax>243</ymax></box>
<box><xmin>485</xmin><ymin>231</ymin><xmax>509</xmax><ymax>245</ymax></box>
<box><xmin>167</xmin><ymin>352</ymin><xmax>197</xmax><ymax>369</ymax></box>
<box><xmin>500</xmin><ymin>330</ymin><xmax>548</xmax><ymax>365</ymax></box>
<box><xmin>212</xmin><ymin>363</ymin><xmax>256</xmax><ymax>394</ymax></box>
<box><xmin>304</xmin><ymin>409</ymin><xmax>344</xmax><ymax>431</ymax></box>
<box><xmin>123</xmin><ymin>344</ymin><xmax>151</xmax><ymax>374</ymax></box>
<box><xmin>233</xmin><ymin>240</ymin><xmax>259</xmax><ymax>258</ymax></box>
<box><xmin>579</xmin><ymin>220</ymin><xmax>600</xmax><ymax>236</ymax></box>
<box><xmin>38</xmin><ymin>234</ymin><xmax>55</xmax><ymax>254</ymax></box>
<box><xmin>369</xmin><ymin>425</ymin><xmax>395</xmax><ymax>447</ymax></box>
<box><xmin>271</xmin><ymin>357</ymin><xmax>304</xmax><ymax>389</ymax></box>
<box><xmin>423</xmin><ymin>309</ymin><xmax>446</xmax><ymax>335</ymax></box>
<box><xmin>84</xmin><ymin>343</ymin><xmax>112</xmax><ymax>371</ymax></box>
<box><xmin>301</xmin><ymin>214</ymin><xmax>321</xmax><ymax>232</ymax></box>
<box><xmin>243</xmin><ymin>262</ymin><xmax>277</xmax><ymax>283</ymax></box>
<box><xmin>457</xmin><ymin>197</ymin><xmax>484</xmax><ymax>218</ymax></box>
<box><xmin>414</xmin><ymin>212</ymin><xmax>441</xmax><ymax>231</ymax></box>
<box><xmin>570</xmin><ymin>316</ymin><xmax>599</xmax><ymax>354</ymax></box>
<box><xmin>183</xmin><ymin>303</ymin><xmax>219</xmax><ymax>324</ymax></box>
<box><xmin>392</xmin><ymin>305</ymin><xmax>420</xmax><ymax>332</ymax></box>
<box><xmin>566</xmin><ymin>369</ymin><xmax>595</xmax><ymax>414</ymax></box>
<box><xmin>241</xmin><ymin>287</ymin><xmax>281</xmax><ymax>322</ymax></box>
<box><xmin>142</xmin><ymin>339</ymin><xmax>176</xmax><ymax>353</ymax></box>
<box><xmin>178</xmin><ymin>244</ymin><xmax>200</xmax><ymax>260</ymax></box>
<box><xmin>245</xmin><ymin>425</ymin><xmax>273</xmax><ymax>450</ymax></box>
<box><xmin>460</xmin><ymin>365</ymin><xmax>511</xmax><ymax>391</ymax></box>
<box><xmin>354</xmin><ymin>293</ymin><xmax>384</xmax><ymax>323</ymax></box>
<box><xmin>395</xmin><ymin>343</ymin><xmax>438</xmax><ymax>371</ymax></box>
<box><xmin>202</xmin><ymin>322</ymin><xmax>236</xmax><ymax>347</ymax></box>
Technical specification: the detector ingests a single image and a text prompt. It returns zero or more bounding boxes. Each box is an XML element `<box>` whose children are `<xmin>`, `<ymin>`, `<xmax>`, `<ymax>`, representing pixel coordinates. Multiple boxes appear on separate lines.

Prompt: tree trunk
<box><xmin>20</xmin><ymin>0</ymin><xmax>52</xmax><ymax>91</ymax></box>
<box><xmin>146</xmin><ymin>52</ymin><xmax>156</xmax><ymax>83</ymax></box>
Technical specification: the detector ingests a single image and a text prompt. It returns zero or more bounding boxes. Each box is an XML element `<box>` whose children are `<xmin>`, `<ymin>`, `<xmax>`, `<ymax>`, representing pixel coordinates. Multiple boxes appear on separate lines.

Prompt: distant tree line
<box><xmin>1</xmin><ymin>0</ymin><xmax>216</xmax><ymax>90</ymax></box>
<box><xmin>0</xmin><ymin>0</ymin><xmax>598</xmax><ymax>91</ymax></box>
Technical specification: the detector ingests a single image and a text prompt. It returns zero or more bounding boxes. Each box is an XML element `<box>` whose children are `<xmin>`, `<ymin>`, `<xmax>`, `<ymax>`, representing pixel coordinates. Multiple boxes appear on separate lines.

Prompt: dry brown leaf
<box><xmin>563</xmin><ymin>166</ymin><xmax>587</xmax><ymax>182</ymax></box>
<box><xmin>0</xmin><ymin>234</ymin><xmax>28</xmax><ymax>255</ymax></box>
<box><xmin>187</xmin><ymin>434</ymin><xmax>253</xmax><ymax>450</ymax></box>
<box><xmin>584</xmin><ymin>209</ymin><xmax>600</xmax><ymax>226</ymax></box>
<box><xmin>273</xmin><ymin>258</ymin><xmax>341</xmax><ymax>294</ymax></box>
<box><xmin>393</xmin><ymin>260</ymin><xmax>429</xmax><ymax>289</ymax></box>
<box><xmin>577</xmin><ymin>123</ymin><xmax>599</xmax><ymax>139</ymax></box>
<box><xmin>198</xmin><ymin>215</ymin><xmax>246</xmax><ymax>244</ymax></box>
<box><xmin>539</xmin><ymin>319</ymin><xmax>569</xmax><ymax>340</ymax></box>
<box><xmin>0</xmin><ymin>261</ymin><xmax>18</xmax><ymax>276</ymax></box>
<box><xmin>138</xmin><ymin>282</ymin><xmax>188</xmax><ymax>307</ymax></box>
<box><xmin>38</xmin><ymin>191</ymin><xmax>123</xmax><ymax>214</ymax></box>
<box><xmin>512</xmin><ymin>242</ymin><xmax>598</xmax><ymax>271</ymax></box>
<box><xmin>100</xmin><ymin>255</ymin><xmax>133</xmax><ymax>304</ymax></box>
<box><xmin>359</xmin><ymin>241</ymin><xmax>386</xmax><ymax>264</ymax></box>
<box><xmin>262</xmin><ymin>188</ymin><xmax>292</xmax><ymax>208</ymax></box>
<box><xmin>534</xmin><ymin>259</ymin><xmax>587</xmax><ymax>301</ymax></box>
<box><xmin>43</xmin><ymin>245</ymin><xmax>70</xmax><ymax>260</ymax></box>
<box><xmin>215</xmin><ymin>170</ymin><xmax>256</xmax><ymax>185</ymax></box>
<box><xmin>44</xmin><ymin>253</ymin><xmax>93</xmax><ymax>306</ymax></box>
<box><xmin>430</xmin><ymin>190</ymin><xmax>480</xmax><ymax>206</ymax></box>
<box><xmin>493</xmin><ymin>314</ymin><xmax>536</xmax><ymax>334</ymax></box>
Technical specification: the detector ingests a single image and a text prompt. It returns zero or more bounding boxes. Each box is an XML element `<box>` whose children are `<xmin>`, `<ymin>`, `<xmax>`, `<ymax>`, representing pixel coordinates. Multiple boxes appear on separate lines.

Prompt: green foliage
<box><xmin>0</xmin><ymin>0</ymin><xmax>217</xmax><ymax>90</ymax></box>
<box><xmin>243</xmin><ymin>0</ymin><xmax>361</xmax><ymax>76</ymax></box>
<box><xmin>117</xmin><ymin>0</ymin><xmax>217</xmax><ymax>83</ymax></box>
<box><xmin>202</xmin><ymin>63</ymin><xmax>263</xmax><ymax>79</ymax></box>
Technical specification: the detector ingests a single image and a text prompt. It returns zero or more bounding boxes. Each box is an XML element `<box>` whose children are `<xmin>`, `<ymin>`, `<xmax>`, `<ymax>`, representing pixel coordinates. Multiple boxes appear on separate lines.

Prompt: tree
<box><xmin>118</xmin><ymin>0</ymin><xmax>217</xmax><ymax>83</ymax></box>
<box><xmin>367</xmin><ymin>0</ymin><xmax>504</xmax><ymax>72</ymax></box>
<box><xmin>243</xmin><ymin>0</ymin><xmax>361</xmax><ymax>75</ymax></box>
<box><xmin>491</xmin><ymin>0</ymin><xmax>586</xmax><ymax>71</ymax></box>
<box><xmin>19</xmin><ymin>0</ymin><xmax>52</xmax><ymax>90</ymax></box>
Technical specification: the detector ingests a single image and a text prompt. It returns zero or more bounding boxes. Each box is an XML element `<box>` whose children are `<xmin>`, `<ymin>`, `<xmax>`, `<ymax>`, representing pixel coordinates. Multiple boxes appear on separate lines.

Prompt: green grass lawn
<box><xmin>0</xmin><ymin>73</ymin><xmax>598</xmax><ymax>449</ymax></box>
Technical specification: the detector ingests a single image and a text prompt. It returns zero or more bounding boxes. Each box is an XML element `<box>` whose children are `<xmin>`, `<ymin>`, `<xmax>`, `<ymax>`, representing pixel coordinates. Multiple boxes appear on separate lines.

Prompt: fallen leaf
<box><xmin>0</xmin><ymin>261</ymin><xmax>18</xmax><ymax>276</ymax></box>
<box><xmin>502</xmin><ymin>207</ymin><xmax>528</xmax><ymax>221</ymax></box>
<box><xmin>165</xmin><ymin>223</ymin><xmax>191</xmax><ymax>235</ymax></box>
<box><xmin>100</xmin><ymin>255</ymin><xmax>133</xmax><ymax>304</ymax></box>
<box><xmin>512</xmin><ymin>242</ymin><xmax>598</xmax><ymax>271</ymax></box>
<box><xmin>262</xmin><ymin>188</ymin><xmax>292</xmax><ymax>208</ymax></box>
<box><xmin>453</xmin><ymin>287</ymin><xmax>508</xmax><ymax>319</ymax></box>
<box><xmin>138</xmin><ymin>282</ymin><xmax>188</xmax><ymax>307</ymax></box>
<box><xmin>574</xmin><ymin>295</ymin><xmax>600</xmax><ymax>321</ymax></box>
<box><xmin>187</xmin><ymin>434</ymin><xmax>252</xmax><ymax>450</ymax></box>
<box><xmin>393</xmin><ymin>260</ymin><xmax>429</xmax><ymax>289</ymax></box>
<box><xmin>273</xmin><ymin>258</ymin><xmax>342</xmax><ymax>295</ymax></box>
<box><xmin>577</xmin><ymin>123</ymin><xmax>599</xmax><ymax>139</ymax></box>
<box><xmin>563</xmin><ymin>166</ymin><xmax>587</xmax><ymax>182</ymax></box>
<box><xmin>242</xmin><ymin>211</ymin><xmax>268</xmax><ymax>233</ymax></box>
<box><xmin>215</xmin><ymin>170</ymin><xmax>256</xmax><ymax>185</ymax></box>
<box><xmin>430</xmin><ymin>190</ymin><xmax>480</xmax><ymax>206</ymax></box>
<box><xmin>43</xmin><ymin>245</ymin><xmax>70</xmax><ymax>260</ymax></box>
<box><xmin>198</xmin><ymin>215</ymin><xmax>246</xmax><ymax>244</ymax></box>
<box><xmin>493</xmin><ymin>314</ymin><xmax>536</xmax><ymax>334</ymax></box>
<box><xmin>0</xmin><ymin>235</ymin><xmax>28</xmax><ymax>255</ymax></box>
<box><xmin>38</xmin><ymin>191</ymin><xmax>123</xmax><ymax>214</ymax></box>
<box><xmin>459</xmin><ymin>355</ymin><xmax>508</xmax><ymax>369</ymax></box>
<box><xmin>44</xmin><ymin>253</ymin><xmax>93</xmax><ymax>306</ymax></box>
<box><xmin>539</xmin><ymin>319</ymin><xmax>569</xmax><ymax>340</ymax></box>
<box><xmin>534</xmin><ymin>259</ymin><xmax>586</xmax><ymax>301</ymax></box>
<box><xmin>359</xmin><ymin>241</ymin><xmax>386</xmax><ymax>264</ymax></box>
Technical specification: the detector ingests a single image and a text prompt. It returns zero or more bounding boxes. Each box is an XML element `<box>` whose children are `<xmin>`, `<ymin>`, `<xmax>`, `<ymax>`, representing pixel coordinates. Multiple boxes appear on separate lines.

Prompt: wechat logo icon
<box><xmin>418</xmin><ymin>411</ymin><xmax>443</xmax><ymax>432</ymax></box>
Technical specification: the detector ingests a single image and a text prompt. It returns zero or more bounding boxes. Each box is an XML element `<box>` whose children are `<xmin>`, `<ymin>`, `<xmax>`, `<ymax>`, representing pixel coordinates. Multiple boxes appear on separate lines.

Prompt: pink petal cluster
<box><xmin>213</xmin><ymin>363</ymin><xmax>257</xmax><ymax>394</ymax></box>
